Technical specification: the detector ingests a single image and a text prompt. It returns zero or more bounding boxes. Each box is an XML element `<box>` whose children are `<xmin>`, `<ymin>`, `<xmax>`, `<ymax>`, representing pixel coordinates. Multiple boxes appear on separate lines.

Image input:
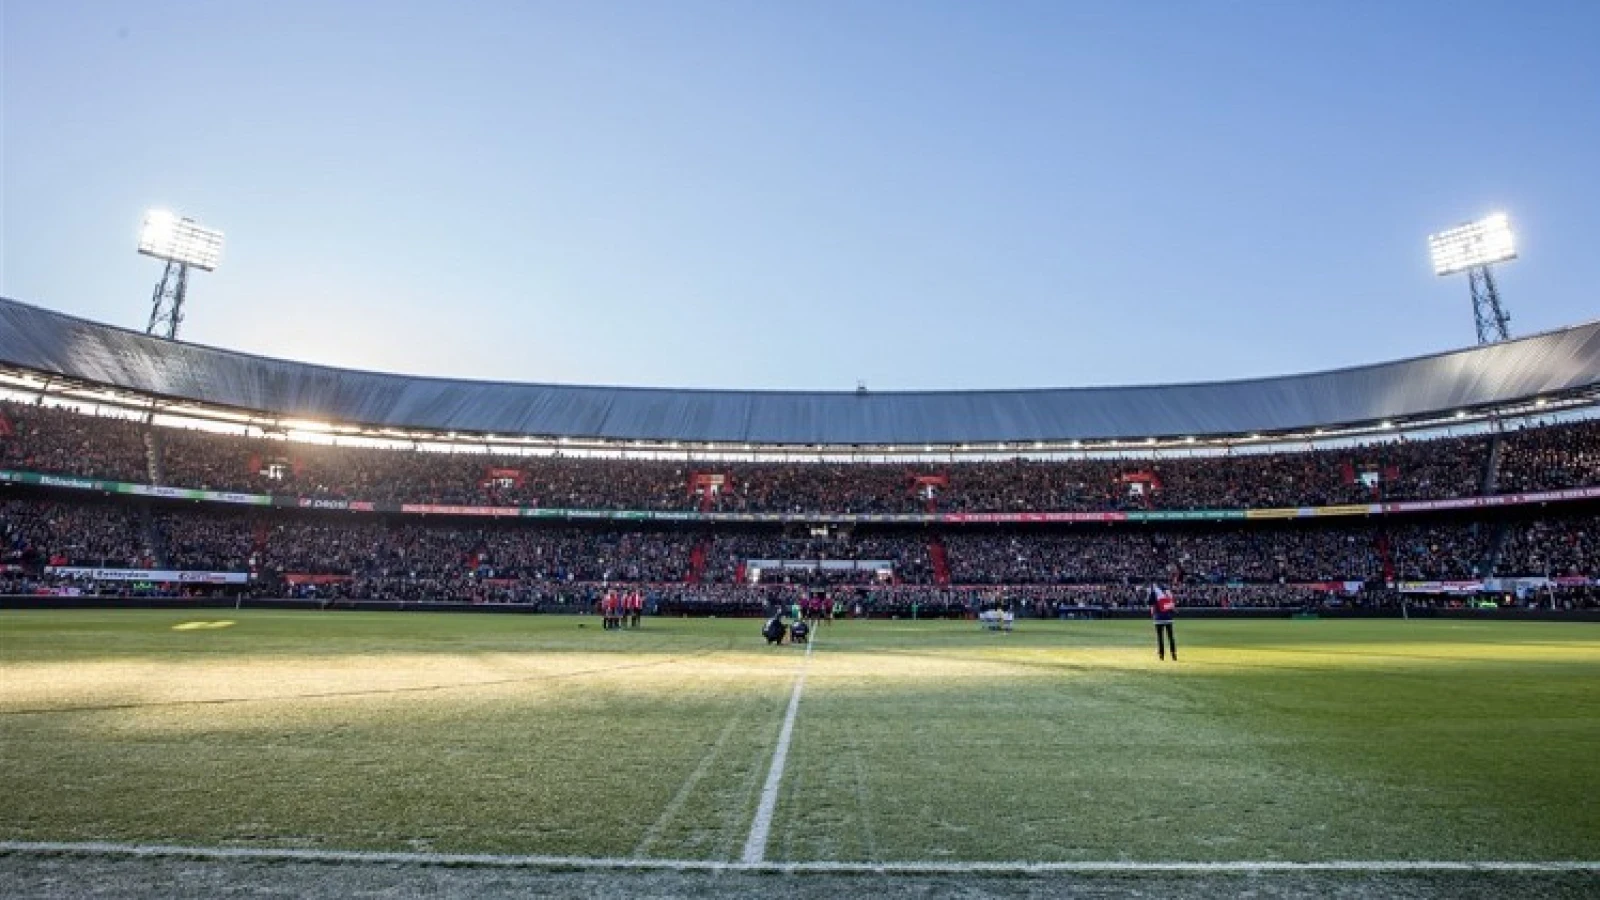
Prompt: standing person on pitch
<box><xmin>628</xmin><ymin>589</ymin><xmax>643</xmax><ymax>628</ymax></box>
<box><xmin>1148</xmin><ymin>583</ymin><xmax>1178</xmax><ymax>661</ymax></box>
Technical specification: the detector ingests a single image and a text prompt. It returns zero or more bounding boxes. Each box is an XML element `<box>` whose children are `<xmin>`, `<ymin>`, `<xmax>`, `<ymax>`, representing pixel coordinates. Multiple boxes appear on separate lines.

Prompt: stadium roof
<box><xmin>2</xmin><ymin>295</ymin><xmax>1598</xmax><ymax>446</ymax></box>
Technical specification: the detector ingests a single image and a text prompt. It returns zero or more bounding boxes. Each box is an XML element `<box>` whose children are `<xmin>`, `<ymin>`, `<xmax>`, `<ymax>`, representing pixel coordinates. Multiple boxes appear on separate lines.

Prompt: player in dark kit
<box><xmin>762</xmin><ymin>614</ymin><xmax>788</xmax><ymax>645</ymax></box>
<box><xmin>1148</xmin><ymin>584</ymin><xmax>1177</xmax><ymax>661</ymax></box>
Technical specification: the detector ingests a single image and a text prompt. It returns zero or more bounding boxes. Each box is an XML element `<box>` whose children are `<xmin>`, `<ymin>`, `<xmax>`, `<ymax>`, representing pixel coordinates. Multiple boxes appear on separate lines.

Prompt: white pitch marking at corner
<box><xmin>740</xmin><ymin>632</ymin><xmax>816</xmax><ymax>864</ymax></box>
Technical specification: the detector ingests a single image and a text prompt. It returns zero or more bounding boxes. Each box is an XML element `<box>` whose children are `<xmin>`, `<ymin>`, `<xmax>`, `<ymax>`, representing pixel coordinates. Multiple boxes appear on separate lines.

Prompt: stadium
<box><xmin>5</xmin><ymin>5</ymin><xmax>1600</xmax><ymax>899</ymax></box>
<box><xmin>3</xmin><ymin>292</ymin><xmax>1598</xmax><ymax>897</ymax></box>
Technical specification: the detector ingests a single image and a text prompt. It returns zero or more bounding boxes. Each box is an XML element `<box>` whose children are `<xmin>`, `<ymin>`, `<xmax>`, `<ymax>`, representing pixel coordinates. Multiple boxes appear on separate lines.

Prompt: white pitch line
<box><xmin>849</xmin><ymin>742</ymin><xmax>879</xmax><ymax>862</ymax></box>
<box><xmin>740</xmin><ymin>632</ymin><xmax>816</xmax><ymax>864</ymax></box>
<box><xmin>633</xmin><ymin>708</ymin><xmax>746</xmax><ymax>858</ymax></box>
<box><xmin>0</xmin><ymin>842</ymin><xmax>1595</xmax><ymax>874</ymax></box>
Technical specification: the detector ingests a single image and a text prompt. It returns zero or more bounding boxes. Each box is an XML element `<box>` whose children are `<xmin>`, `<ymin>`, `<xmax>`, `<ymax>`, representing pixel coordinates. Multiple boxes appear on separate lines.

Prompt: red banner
<box><xmin>282</xmin><ymin>573</ymin><xmax>354</xmax><ymax>585</ymax></box>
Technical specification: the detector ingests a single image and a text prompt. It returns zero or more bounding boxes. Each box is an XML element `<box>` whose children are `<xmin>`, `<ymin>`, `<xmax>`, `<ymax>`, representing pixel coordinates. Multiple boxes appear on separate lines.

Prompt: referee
<box><xmin>1148</xmin><ymin>584</ymin><xmax>1177</xmax><ymax>661</ymax></box>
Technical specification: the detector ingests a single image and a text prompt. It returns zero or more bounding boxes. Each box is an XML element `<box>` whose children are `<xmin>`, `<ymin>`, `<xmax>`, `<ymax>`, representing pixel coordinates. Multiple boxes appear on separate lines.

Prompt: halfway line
<box><xmin>740</xmin><ymin>630</ymin><xmax>816</xmax><ymax>864</ymax></box>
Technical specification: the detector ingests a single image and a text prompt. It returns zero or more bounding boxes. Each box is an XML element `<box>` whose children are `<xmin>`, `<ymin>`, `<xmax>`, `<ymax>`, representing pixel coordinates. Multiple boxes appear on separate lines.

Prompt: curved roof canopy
<box><xmin>2</xmin><ymin>296</ymin><xmax>1597</xmax><ymax>445</ymax></box>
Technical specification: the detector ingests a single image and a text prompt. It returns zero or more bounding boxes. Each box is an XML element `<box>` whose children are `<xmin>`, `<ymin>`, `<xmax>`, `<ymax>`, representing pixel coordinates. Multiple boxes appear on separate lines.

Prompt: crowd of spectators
<box><xmin>1386</xmin><ymin>522</ymin><xmax>1491</xmax><ymax>581</ymax></box>
<box><xmin>0</xmin><ymin>402</ymin><xmax>149</xmax><ymax>482</ymax></box>
<box><xmin>1</xmin><ymin>499</ymin><xmax>153</xmax><ymax>569</ymax></box>
<box><xmin>938</xmin><ymin>439</ymin><xmax>1491</xmax><ymax>512</ymax></box>
<box><xmin>1496</xmin><ymin>420</ymin><xmax>1600</xmax><ymax>493</ymax></box>
<box><xmin>6</xmin><ymin>400</ymin><xmax>1599</xmax><ymax>515</ymax></box>
<box><xmin>1543</xmin><ymin>584</ymin><xmax>1600</xmax><ymax>610</ymax></box>
<box><xmin>8</xmin><ymin>487</ymin><xmax>1597</xmax><ymax>592</ymax></box>
<box><xmin>158</xmin><ymin>428</ymin><xmax>694</xmax><ymax>508</ymax></box>
<box><xmin>236</xmin><ymin>519</ymin><xmax>1485</xmax><ymax>585</ymax></box>
<box><xmin>1500</xmin><ymin>517</ymin><xmax>1599</xmax><ymax>578</ymax></box>
<box><xmin>158</xmin><ymin>509</ymin><xmax>257</xmax><ymax>571</ymax></box>
<box><xmin>945</xmin><ymin>526</ymin><xmax>1386</xmax><ymax>584</ymax></box>
<box><xmin>287</xmin><ymin>576</ymin><xmax>580</xmax><ymax>606</ymax></box>
<box><xmin>250</xmin><ymin>520</ymin><xmax>694</xmax><ymax>583</ymax></box>
<box><xmin>10</xmin><ymin>494</ymin><xmax>1600</xmax><ymax>601</ymax></box>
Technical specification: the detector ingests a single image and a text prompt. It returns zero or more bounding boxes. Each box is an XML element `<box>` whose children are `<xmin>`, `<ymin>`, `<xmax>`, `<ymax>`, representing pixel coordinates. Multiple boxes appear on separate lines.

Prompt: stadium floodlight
<box><xmin>139</xmin><ymin>210</ymin><xmax>225</xmax><ymax>271</ymax></box>
<box><xmin>137</xmin><ymin>209</ymin><xmax>224</xmax><ymax>341</ymax></box>
<box><xmin>1428</xmin><ymin>213</ymin><xmax>1515</xmax><ymax>344</ymax></box>
<box><xmin>1428</xmin><ymin>213</ymin><xmax>1515</xmax><ymax>277</ymax></box>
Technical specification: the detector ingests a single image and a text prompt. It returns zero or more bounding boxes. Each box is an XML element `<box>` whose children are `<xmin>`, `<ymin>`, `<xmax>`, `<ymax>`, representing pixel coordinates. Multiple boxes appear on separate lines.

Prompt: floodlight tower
<box><xmin>137</xmin><ymin>210</ymin><xmax>224</xmax><ymax>340</ymax></box>
<box><xmin>1428</xmin><ymin>213</ymin><xmax>1516</xmax><ymax>344</ymax></box>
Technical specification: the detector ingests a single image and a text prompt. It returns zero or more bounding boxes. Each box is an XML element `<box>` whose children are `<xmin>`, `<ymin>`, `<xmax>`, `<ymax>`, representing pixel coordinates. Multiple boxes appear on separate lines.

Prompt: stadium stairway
<box><xmin>1480</xmin><ymin>521</ymin><xmax>1513</xmax><ymax>579</ymax></box>
<box><xmin>142</xmin><ymin>428</ymin><xmax>167</xmax><ymax>486</ymax></box>
<box><xmin>929</xmin><ymin>536</ymin><xmax>951</xmax><ymax>585</ymax></box>
<box><xmin>686</xmin><ymin>537</ymin><xmax>710</xmax><ymax>584</ymax></box>
<box><xmin>134</xmin><ymin>405</ymin><xmax>171</xmax><ymax>564</ymax></box>
<box><xmin>1375</xmin><ymin>530</ymin><xmax>1395</xmax><ymax>583</ymax></box>
<box><xmin>1480</xmin><ymin>430</ymin><xmax>1505</xmax><ymax>496</ymax></box>
<box><xmin>1472</xmin><ymin>431</ymin><xmax>1511</xmax><ymax>578</ymax></box>
<box><xmin>141</xmin><ymin>503</ymin><xmax>170</xmax><ymax>569</ymax></box>
<box><xmin>252</xmin><ymin>519</ymin><xmax>272</xmax><ymax>560</ymax></box>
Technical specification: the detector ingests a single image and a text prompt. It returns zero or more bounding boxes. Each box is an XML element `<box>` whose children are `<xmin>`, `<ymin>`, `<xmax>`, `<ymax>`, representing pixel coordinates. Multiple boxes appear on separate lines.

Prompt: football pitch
<box><xmin>2</xmin><ymin>610</ymin><xmax>1597</xmax><ymax>896</ymax></box>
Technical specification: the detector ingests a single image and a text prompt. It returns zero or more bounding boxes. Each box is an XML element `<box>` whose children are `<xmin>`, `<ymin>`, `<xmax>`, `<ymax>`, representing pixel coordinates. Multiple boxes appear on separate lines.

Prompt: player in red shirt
<box><xmin>601</xmin><ymin>590</ymin><xmax>618</xmax><ymax>630</ymax></box>
<box><xmin>1148</xmin><ymin>584</ymin><xmax>1178</xmax><ymax>661</ymax></box>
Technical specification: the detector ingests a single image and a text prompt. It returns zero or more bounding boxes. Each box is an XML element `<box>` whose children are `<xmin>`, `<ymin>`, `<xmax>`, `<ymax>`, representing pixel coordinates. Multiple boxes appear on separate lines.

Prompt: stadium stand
<box><xmin>2</xmin><ymin>299</ymin><xmax>1598</xmax><ymax>611</ymax></box>
<box><xmin>4</xmin><ymin>488</ymin><xmax>1596</xmax><ymax>601</ymax></box>
<box><xmin>0</xmin><ymin>497</ymin><xmax>154</xmax><ymax>569</ymax></box>
<box><xmin>4</xmin><ymin>398</ymin><xmax>1599</xmax><ymax>513</ymax></box>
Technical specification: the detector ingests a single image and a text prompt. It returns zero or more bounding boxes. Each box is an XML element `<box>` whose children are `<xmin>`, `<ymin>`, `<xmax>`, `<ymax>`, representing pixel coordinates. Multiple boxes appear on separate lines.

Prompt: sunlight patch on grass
<box><xmin>171</xmin><ymin>621</ymin><xmax>235</xmax><ymax>631</ymax></box>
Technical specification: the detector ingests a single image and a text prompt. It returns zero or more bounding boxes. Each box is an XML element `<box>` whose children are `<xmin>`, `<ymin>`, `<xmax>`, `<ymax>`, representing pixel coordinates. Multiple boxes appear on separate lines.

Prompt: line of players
<box><xmin>599</xmin><ymin>588</ymin><xmax>644</xmax><ymax>630</ymax></box>
<box><xmin>602</xmin><ymin>583</ymin><xmax>1177</xmax><ymax>659</ymax></box>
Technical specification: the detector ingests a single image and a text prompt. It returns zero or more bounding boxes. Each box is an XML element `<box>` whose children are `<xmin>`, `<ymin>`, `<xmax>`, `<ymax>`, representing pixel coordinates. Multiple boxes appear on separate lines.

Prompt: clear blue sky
<box><xmin>3</xmin><ymin>0</ymin><xmax>1597</xmax><ymax>390</ymax></box>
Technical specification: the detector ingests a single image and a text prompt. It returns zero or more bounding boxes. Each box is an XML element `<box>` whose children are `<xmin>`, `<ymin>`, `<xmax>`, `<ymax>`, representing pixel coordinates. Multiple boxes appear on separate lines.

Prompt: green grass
<box><xmin>1</xmin><ymin>611</ymin><xmax>1596</xmax><ymax>863</ymax></box>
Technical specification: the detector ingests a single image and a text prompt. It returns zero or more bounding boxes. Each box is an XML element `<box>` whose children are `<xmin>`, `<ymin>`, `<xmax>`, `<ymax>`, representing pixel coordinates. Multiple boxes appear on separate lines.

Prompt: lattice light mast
<box><xmin>1428</xmin><ymin>213</ymin><xmax>1516</xmax><ymax>344</ymax></box>
<box><xmin>137</xmin><ymin>210</ymin><xmax>224</xmax><ymax>340</ymax></box>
